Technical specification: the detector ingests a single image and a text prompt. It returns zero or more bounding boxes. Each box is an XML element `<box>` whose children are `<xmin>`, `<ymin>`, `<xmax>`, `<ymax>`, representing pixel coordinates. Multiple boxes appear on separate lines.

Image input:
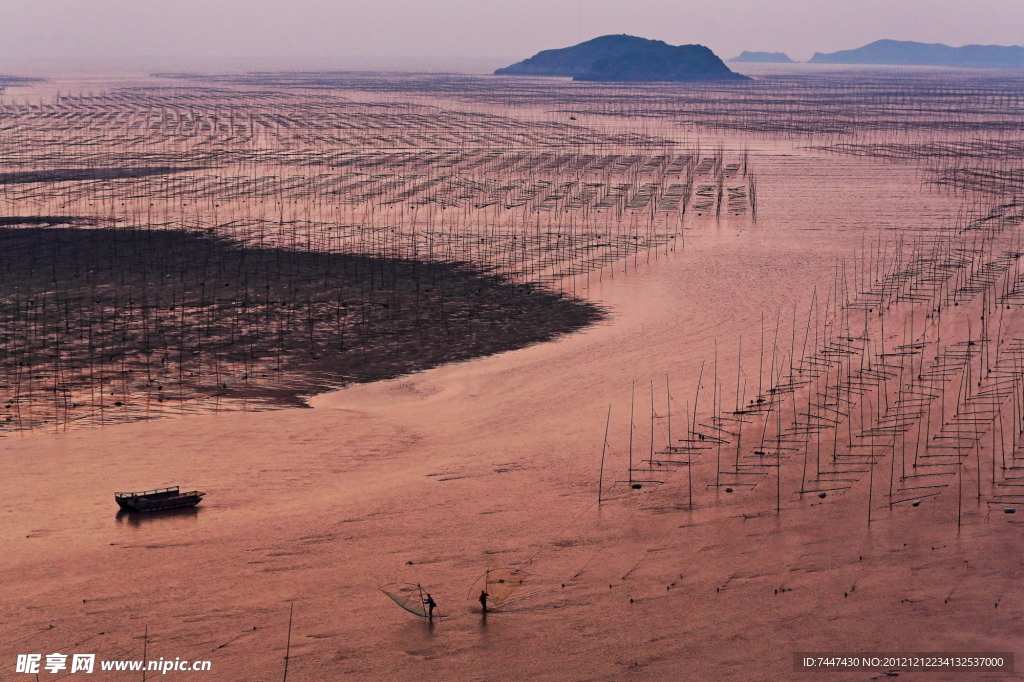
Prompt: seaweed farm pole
<box><xmin>714</xmin><ymin>340</ymin><xmax>721</xmax><ymax>489</ymax></box>
<box><xmin>734</xmin><ymin>336</ymin><xmax>743</xmax><ymax>470</ymax></box>
<box><xmin>599</xmin><ymin>404</ymin><xmax>611</xmax><ymax>504</ymax></box>
<box><xmin>685</xmin><ymin>398</ymin><xmax>694</xmax><ymax>510</ymax></box>
<box><xmin>665</xmin><ymin>373</ymin><xmax>672</xmax><ymax>449</ymax></box>
<box><xmin>692</xmin><ymin>362</ymin><xmax>704</xmax><ymax>436</ymax></box>
<box><xmin>758</xmin><ymin>312</ymin><xmax>765</xmax><ymax>399</ymax></box>
<box><xmin>690</xmin><ymin>362</ymin><xmax>704</xmax><ymax>510</ymax></box>
<box><xmin>629</xmin><ymin>380</ymin><xmax>635</xmax><ymax>486</ymax></box>
<box><xmin>976</xmin><ymin>440</ymin><xmax>982</xmax><ymax>502</ymax></box>
<box><xmin>282</xmin><ymin>602</ymin><xmax>294</xmax><ymax>682</ymax></box>
<box><xmin>649</xmin><ymin>379</ymin><xmax>655</xmax><ymax>466</ymax></box>
<box><xmin>958</xmin><ymin>461</ymin><xmax>963</xmax><ymax>533</ymax></box>
<box><xmin>776</xmin><ymin>430</ymin><xmax>782</xmax><ymax>515</ymax></box>
<box><xmin>867</xmin><ymin>442</ymin><xmax>874</xmax><ymax>526</ymax></box>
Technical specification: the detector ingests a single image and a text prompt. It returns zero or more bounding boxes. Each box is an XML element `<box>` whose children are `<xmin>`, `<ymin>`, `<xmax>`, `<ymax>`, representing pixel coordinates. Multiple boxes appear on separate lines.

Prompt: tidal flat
<box><xmin>2</xmin><ymin>67</ymin><xmax>1023</xmax><ymax>681</ymax></box>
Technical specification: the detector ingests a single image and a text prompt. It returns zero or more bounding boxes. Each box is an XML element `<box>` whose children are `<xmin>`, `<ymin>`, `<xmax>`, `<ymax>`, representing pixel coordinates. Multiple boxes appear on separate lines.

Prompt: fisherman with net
<box><xmin>379</xmin><ymin>583</ymin><xmax>437</xmax><ymax>620</ymax></box>
<box><xmin>469</xmin><ymin>568</ymin><xmax>527</xmax><ymax>612</ymax></box>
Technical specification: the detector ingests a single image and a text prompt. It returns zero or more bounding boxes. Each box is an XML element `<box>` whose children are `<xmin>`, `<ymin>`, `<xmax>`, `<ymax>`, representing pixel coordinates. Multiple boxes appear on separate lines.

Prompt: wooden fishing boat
<box><xmin>115</xmin><ymin>486</ymin><xmax>205</xmax><ymax>512</ymax></box>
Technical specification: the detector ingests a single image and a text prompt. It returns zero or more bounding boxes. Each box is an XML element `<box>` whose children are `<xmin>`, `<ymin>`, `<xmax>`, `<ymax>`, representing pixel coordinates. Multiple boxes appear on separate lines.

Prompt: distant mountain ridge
<box><xmin>810</xmin><ymin>39</ymin><xmax>1024</xmax><ymax>68</ymax></box>
<box><xmin>728</xmin><ymin>51</ymin><xmax>794</xmax><ymax>63</ymax></box>
<box><xmin>495</xmin><ymin>35</ymin><xmax>749</xmax><ymax>82</ymax></box>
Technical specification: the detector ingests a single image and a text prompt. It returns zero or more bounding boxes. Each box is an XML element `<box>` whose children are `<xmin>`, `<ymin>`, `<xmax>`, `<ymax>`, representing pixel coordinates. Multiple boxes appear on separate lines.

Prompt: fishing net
<box><xmin>484</xmin><ymin>568</ymin><xmax>527</xmax><ymax>607</ymax></box>
<box><xmin>379</xmin><ymin>583</ymin><xmax>428</xmax><ymax>617</ymax></box>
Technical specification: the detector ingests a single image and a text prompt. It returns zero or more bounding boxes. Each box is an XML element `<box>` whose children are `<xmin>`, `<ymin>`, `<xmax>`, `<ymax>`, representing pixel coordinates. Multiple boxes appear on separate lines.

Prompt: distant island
<box><xmin>495</xmin><ymin>35</ymin><xmax>749</xmax><ymax>82</ymax></box>
<box><xmin>809</xmin><ymin>39</ymin><xmax>1024</xmax><ymax>68</ymax></box>
<box><xmin>728</xmin><ymin>51</ymin><xmax>794</xmax><ymax>63</ymax></box>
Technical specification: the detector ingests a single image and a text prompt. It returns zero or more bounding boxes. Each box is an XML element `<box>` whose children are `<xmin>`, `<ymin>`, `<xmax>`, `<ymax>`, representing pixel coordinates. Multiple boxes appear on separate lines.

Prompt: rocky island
<box><xmin>728</xmin><ymin>51</ymin><xmax>794</xmax><ymax>63</ymax></box>
<box><xmin>810</xmin><ymin>39</ymin><xmax>1024</xmax><ymax>68</ymax></box>
<box><xmin>495</xmin><ymin>34</ymin><xmax>749</xmax><ymax>82</ymax></box>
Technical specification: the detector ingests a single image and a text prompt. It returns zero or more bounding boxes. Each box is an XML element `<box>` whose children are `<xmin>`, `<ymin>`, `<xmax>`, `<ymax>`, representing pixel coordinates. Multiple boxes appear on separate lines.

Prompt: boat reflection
<box><xmin>115</xmin><ymin>506</ymin><xmax>201</xmax><ymax>527</ymax></box>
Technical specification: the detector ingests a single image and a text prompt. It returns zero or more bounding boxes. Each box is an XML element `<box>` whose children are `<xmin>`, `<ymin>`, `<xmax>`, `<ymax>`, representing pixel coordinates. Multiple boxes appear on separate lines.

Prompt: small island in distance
<box><xmin>495</xmin><ymin>35</ymin><xmax>749</xmax><ymax>82</ymax></box>
<box><xmin>810</xmin><ymin>39</ymin><xmax>1024</xmax><ymax>68</ymax></box>
<box><xmin>728</xmin><ymin>51</ymin><xmax>794</xmax><ymax>63</ymax></box>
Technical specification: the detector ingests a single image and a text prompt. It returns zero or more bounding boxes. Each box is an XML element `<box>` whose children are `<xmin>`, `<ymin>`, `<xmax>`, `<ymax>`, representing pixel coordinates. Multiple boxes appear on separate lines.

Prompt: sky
<box><xmin>1</xmin><ymin>0</ymin><xmax>1022</xmax><ymax>70</ymax></box>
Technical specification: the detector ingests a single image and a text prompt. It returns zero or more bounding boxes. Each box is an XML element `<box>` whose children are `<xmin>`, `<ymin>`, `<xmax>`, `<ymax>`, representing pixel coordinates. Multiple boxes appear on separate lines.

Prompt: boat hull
<box><xmin>115</xmin><ymin>487</ymin><xmax>205</xmax><ymax>513</ymax></box>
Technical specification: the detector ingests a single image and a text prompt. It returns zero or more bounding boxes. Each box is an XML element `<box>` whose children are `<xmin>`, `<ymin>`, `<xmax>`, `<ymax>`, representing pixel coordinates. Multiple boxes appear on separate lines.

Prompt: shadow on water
<box><xmin>115</xmin><ymin>506</ymin><xmax>201</xmax><ymax>528</ymax></box>
<box><xmin>393</xmin><ymin>614</ymin><xmax>441</xmax><ymax>647</ymax></box>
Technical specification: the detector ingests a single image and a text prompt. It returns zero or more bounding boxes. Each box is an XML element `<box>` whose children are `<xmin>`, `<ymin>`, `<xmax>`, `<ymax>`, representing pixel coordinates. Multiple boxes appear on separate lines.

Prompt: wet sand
<box><xmin>4</xmin><ymin>136</ymin><xmax>1020</xmax><ymax>682</ymax></box>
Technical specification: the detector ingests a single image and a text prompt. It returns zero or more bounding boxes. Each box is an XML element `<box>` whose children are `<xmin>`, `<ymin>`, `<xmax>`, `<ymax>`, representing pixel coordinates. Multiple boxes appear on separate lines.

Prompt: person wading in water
<box><xmin>479</xmin><ymin>590</ymin><xmax>489</xmax><ymax>613</ymax></box>
<box><xmin>424</xmin><ymin>593</ymin><xmax>437</xmax><ymax>620</ymax></box>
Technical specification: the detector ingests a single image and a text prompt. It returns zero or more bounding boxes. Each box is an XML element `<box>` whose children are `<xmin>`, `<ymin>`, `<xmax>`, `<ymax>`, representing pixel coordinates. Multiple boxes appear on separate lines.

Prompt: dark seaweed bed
<box><xmin>0</xmin><ymin>225</ymin><xmax>605</xmax><ymax>431</ymax></box>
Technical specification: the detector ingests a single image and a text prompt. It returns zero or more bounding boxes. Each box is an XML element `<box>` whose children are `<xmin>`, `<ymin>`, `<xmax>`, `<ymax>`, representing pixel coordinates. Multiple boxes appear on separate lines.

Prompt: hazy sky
<box><xmin>2</xmin><ymin>0</ymin><xmax>1022</xmax><ymax>68</ymax></box>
